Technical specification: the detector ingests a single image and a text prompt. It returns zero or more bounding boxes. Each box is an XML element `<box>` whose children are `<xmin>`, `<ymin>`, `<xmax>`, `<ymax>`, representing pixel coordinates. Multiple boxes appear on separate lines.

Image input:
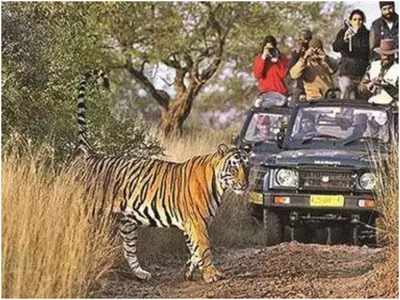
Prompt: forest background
<box><xmin>2</xmin><ymin>1</ymin><xmax>354</xmax><ymax>159</ymax></box>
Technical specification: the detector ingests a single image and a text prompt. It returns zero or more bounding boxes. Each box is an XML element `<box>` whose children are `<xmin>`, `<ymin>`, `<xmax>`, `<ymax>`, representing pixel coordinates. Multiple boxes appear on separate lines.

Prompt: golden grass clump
<box><xmin>364</xmin><ymin>138</ymin><xmax>399</xmax><ymax>298</ymax></box>
<box><xmin>2</xmin><ymin>150</ymin><xmax>118</xmax><ymax>298</ymax></box>
<box><xmin>374</xmin><ymin>141</ymin><xmax>399</xmax><ymax>249</ymax></box>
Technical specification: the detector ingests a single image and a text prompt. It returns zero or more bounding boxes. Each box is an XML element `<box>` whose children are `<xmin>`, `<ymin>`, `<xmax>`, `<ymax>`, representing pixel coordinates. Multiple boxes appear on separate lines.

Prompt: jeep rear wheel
<box><xmin>263</xmin><ymin>209</ymin><xmax>283</xmax><ymax>246</ymax></box>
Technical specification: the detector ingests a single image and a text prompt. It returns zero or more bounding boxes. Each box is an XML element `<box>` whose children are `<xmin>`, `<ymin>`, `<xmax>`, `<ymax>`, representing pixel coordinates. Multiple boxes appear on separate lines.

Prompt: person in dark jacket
<box><xmin>333</xmin><ymin>9</ymin><xmax>370</xmax><ymax>99</ymax></box>
<box><xmin>370</xmin><ymin>1</ymin><xmax>398</xmax><ymax>61</ymax></box>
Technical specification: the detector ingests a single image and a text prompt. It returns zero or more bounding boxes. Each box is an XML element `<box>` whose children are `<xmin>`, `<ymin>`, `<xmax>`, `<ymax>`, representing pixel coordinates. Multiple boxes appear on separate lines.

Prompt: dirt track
<box><xmin>92</xmin><ymin>242</ymin><xmax>385</xmax><ymax>298</ymax></box>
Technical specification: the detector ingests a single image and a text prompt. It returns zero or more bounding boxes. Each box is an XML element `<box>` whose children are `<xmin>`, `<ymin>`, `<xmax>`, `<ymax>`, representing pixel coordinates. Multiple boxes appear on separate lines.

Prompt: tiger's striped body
<box><xmin>73</xmin><ymin>72</ymin><xmax>249</xmax><ymax>282</ymax></box>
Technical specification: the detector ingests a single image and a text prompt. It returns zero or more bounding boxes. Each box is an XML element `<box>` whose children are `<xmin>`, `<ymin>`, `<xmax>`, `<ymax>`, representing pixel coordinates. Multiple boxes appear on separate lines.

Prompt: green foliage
<box><xmin>93</xmin><ymin>3</ymin><xmax>238</xmax><ymax>62</ymax></box>
<box><xmin>2</xmin><ymin>2</ymin><xmax>161</xmax><ymax>161</ymax></box>
<box><xmin>84</xmin><ymin>87</ymin><xmax>163</xmax><ymax>158</ymax></box>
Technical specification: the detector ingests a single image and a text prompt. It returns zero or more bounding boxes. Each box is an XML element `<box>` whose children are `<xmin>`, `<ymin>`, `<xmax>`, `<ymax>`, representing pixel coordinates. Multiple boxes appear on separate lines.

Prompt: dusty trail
<box><xmin>92</xmin><ymin>242</ymin><xmax>385</xmax><ymax>298</ymax></box>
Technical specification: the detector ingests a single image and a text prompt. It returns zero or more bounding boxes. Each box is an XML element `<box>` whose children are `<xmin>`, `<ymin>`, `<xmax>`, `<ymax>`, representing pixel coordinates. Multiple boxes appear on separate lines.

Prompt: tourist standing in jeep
<box><xmin>333</xmin><ymin>9</ymin><xmax>370</xmax><ymax>99</ymax></box>
<box><xmin>288</xmin><ymin>29</ymin><xmax>313</xmax><ymax>102</ymax></box>
<box><xmin>370</xmin><ymin>1</ymin><xmax>398</xmax><ymax>61</ymax></box>
<box><xmin>253</xmin><ymin>35</ymin><xmax>289</xmax><ymax>107</ymax></box>
<box><xmin>289</xmin><ymin>39</ymin><xmax>337</xmax><ymax>102</ymax></box>
<box><xmin>360</xmin><ymin>39</ymin><xmax>399</xmax><ymax>105</ymax></box>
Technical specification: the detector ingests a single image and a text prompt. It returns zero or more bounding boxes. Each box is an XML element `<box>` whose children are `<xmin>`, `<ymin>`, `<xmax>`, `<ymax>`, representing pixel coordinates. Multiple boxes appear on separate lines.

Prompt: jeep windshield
<box><xmin>287</xmin><ymin>106</ymin><xmax>389</xmax><ymax>148</ymax></box>
<box><xmin>244</xmin><ymin>112</ymin><xmax>289</xmax><ymax>143</ymax></box>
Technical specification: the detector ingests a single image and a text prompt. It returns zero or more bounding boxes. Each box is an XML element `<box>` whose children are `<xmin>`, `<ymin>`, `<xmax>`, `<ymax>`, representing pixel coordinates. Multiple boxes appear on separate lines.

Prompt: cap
<box><xmin>374</xmin><ymin>39</ymin><xmax>398</xmax><ymax>55</ymax></box>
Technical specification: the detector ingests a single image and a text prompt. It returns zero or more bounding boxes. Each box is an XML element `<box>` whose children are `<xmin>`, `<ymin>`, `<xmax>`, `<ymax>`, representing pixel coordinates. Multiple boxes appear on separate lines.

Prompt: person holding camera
<box><xmin>333</xmin><ymin>9</ymin><xmax>370</xmax><ymax>99</ymax></box>
<box><xmin>287</xmin><ymin>29</ymin><xmax>313</xmax><ymax>102</ymax></box>
<box><xmin>289</xmin><ymin>38</ymin><xmax>337</xmax><ymax>102</ymax></box>
<box><xmin>253</xmin><ymin>35</ymin><xmax>289</xmax><ymax>104</ymax></box>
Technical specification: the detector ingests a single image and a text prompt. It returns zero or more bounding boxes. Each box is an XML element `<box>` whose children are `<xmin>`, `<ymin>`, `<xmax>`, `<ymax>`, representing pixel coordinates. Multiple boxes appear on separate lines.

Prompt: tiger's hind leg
<box><xmin>119</xmin><ymin>214</ymin><xmax>151</xmax><ymax>280</ymax></box>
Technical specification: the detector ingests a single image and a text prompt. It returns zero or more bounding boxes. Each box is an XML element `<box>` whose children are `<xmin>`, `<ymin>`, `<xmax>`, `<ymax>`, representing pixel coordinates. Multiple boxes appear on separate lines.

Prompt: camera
<box><xmin>267</xmin><ymin>48</ymin><xmax>280</xmax><ymax>59</ymax></box>
<box><xmin>267</xmin><ymin>48</ymin><xmax>281</xmax><ymax>63</ymax></box>
<box><xmin>301</xmin><ymin>42</ymin><xmax>309</xmax><ymax>50</ymax></box>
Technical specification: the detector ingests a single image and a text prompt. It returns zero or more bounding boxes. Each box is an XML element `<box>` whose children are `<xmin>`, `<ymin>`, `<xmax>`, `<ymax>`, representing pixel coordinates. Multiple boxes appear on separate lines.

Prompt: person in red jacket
<box><xmin>253</xmin><ymin>35</ymin><xmax>289</xmax><ymax>98</ymax></box>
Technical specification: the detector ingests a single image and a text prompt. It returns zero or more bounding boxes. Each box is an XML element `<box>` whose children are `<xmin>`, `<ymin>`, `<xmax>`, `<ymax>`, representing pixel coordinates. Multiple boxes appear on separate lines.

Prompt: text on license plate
<box><xmin>310</xmin><ymin>195</ymin><xmax>344</xmax><ymax>207</ymax></box>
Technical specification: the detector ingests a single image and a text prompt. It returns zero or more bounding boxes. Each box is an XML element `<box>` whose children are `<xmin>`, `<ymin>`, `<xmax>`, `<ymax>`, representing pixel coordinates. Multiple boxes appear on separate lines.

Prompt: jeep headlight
<box><xmin>275</xmin><ymin>168</ymin><xmax>298</xmax><ymax>187</ymax></box>
<box><xmin>359</xmin><ymin>173</ymin><xmax>376</xmax><ymax>190</ymax></box>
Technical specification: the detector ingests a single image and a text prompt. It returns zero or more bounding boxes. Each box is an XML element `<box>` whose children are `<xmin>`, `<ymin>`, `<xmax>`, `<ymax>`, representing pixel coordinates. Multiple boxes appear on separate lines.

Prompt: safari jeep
<box><xmin>248</xmin><ymin>101</ymin><xmax>396</xmax><ymax>246</ymax></box>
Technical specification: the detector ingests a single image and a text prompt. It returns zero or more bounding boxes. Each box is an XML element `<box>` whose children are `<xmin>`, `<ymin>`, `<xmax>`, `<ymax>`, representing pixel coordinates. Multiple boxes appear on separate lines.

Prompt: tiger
<box><xmin>72</xmin><ymin>71</ymin><xmax>249</xmax><ymax>283</ymax></box>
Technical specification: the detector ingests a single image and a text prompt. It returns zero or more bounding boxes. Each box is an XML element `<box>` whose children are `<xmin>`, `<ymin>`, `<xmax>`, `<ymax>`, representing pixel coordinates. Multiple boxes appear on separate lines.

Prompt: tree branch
<box><xmin>125</xmin><ymin>56</ymin><xmax>170</xmax><ymax>110</ymax></box>
<box><xmin>140</xmin><ymin>59</ymin><xmax>148</xmax><ymax>73</ymax></box>
<box><xmin>199</xmin><ymin>36</ymin><xmax>224</xmax><ymax>81</ymax></box>
<box><xmin>162</xmin><ymin>53</ymin><xmax>182</xmax><ymax>70</ymax></box>
<box><xmin>183</xmin><ymin>52</ymin><xmax>193</xmax><ymax>69</ymax></box>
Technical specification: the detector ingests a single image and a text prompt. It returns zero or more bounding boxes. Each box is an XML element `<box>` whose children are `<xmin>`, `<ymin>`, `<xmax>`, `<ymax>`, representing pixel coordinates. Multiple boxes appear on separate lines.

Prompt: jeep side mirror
<box><xmin>276</xmin><ymin>122</ymin><xmax>288</xmax><ymax>148</ymax></box>
<box><xmin>277</xmin><ymin>131</ymin><xmax>285</xmax><ymax>148</ymax></box>
<box><xmin>277</xmin><ymin>124</ymin><xmax>287</xmax><ymax>148</ymax></box>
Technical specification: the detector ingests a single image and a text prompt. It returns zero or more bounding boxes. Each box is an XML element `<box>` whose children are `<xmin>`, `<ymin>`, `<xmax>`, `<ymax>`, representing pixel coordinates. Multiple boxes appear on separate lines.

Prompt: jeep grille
<box><xmin>299</xmin><ymin>169</ymin><xmax>355</xmax><ymax>191</ymax></box>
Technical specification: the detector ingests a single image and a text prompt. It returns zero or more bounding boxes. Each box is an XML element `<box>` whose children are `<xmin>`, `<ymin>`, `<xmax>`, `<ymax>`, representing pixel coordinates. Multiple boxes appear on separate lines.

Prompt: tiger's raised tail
<box><xmin>76</xmin><ymin>70</ymin><xmax>109</xmax><ymax>156</ymax></box>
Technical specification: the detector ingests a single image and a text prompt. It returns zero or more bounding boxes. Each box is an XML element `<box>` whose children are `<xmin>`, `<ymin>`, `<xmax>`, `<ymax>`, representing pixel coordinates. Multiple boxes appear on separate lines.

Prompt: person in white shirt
<box><xmin>360</xmin><ymin>39</ymin><xmax>398</xmax><ymax>105</ymax></box>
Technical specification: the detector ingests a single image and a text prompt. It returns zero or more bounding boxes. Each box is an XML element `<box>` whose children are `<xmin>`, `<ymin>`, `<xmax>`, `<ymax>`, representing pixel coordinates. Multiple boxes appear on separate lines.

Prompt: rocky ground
<box><xmin>91</xmin><ymin>242</ymin><xmax>388</xmax><ymax>298</ymax></box>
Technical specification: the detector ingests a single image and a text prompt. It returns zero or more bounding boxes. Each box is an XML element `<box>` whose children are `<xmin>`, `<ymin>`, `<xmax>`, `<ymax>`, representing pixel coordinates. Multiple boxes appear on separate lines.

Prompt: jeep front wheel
<box><xmin>263</xmin><ymin>209</ymin><xmax>283</xmax><ymax>246</ymax></box>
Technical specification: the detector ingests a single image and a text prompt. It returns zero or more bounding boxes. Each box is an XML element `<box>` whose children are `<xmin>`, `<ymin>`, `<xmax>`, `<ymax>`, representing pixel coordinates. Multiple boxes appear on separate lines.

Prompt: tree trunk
<box><xmin>160</xmin><ymin>93</ymin><xmax>195</xmax><ymax>137</ymax></box>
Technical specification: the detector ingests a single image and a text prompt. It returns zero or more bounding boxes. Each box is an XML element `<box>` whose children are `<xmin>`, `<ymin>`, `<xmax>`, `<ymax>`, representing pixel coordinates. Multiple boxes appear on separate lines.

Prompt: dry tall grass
<box><xmin>2</xmin><ymin>150</ymin><xmax>119</xmax><ymax>298</ymax></box>
<box><xmin>364</xmin><ymin>139</ymin><xmax>399</xmax><ymax>297</ymax></box>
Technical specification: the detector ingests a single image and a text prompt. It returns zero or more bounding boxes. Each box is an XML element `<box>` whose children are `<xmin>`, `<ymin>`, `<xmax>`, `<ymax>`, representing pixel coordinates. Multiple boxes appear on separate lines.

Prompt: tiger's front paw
<box><xmin>184</xmin><ymin>260</ymin><xmax>196</xmax><ymax>281</ymax></box>
<box><xmin>201</xmin><ymin>265</ymin><xmax>225</xmax><ymax>283</ymax></box>
<box><xmin>185</xmin><ymin>269</ymin><xmax>194</xmax><ymax>281</ymax></box>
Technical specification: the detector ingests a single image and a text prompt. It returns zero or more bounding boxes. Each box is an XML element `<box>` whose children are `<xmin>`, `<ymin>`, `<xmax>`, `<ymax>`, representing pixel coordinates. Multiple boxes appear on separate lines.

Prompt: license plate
<box><xmin>310</xmin><ymin>195</ymin><xmax>344</xmax><ymax>207</ymax></box>
<box><xmin>249</xmin><ymin>192</ymin><xmax>263</xmax><ymax>205</ymax></box>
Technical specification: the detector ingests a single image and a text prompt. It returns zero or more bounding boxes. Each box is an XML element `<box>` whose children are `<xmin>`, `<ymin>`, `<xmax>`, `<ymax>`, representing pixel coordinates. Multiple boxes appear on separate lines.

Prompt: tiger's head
<box><xmin>216</xmin><ymin>144</ymin><xmax>249</xmax><ymax>194</ymax></box>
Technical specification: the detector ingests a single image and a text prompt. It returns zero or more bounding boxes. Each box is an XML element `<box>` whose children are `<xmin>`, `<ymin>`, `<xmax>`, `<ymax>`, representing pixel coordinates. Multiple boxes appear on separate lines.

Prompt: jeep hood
<box><xmin>266</xmin><ymin>149</ymin><xmax>376</xmax><ymax>169</ymax></box>
<box><xmin>248</xmin><ymin>144</ymin><xmax>282</xmax><ymax>166</ymax></box>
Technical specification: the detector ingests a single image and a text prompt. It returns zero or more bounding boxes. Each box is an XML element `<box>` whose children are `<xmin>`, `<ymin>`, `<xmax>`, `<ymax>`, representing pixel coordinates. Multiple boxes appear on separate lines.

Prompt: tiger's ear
<box><xmin>217</xmin><ymin>144</ymin><xmax>229</xmax><ymax>157</ymax></box>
